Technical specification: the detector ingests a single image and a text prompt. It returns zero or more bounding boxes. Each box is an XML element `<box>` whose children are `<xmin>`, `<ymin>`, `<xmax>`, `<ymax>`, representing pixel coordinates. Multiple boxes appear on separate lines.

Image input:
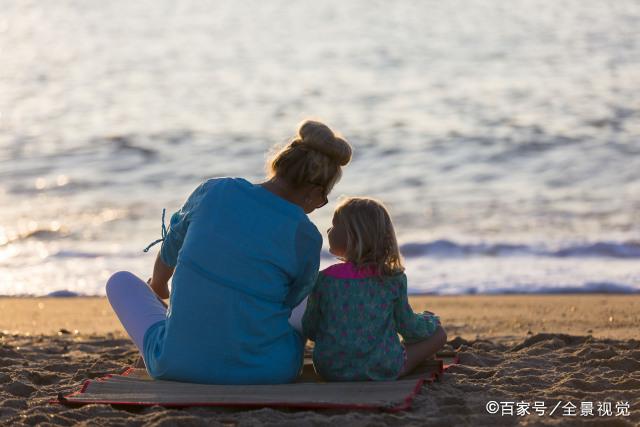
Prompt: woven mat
<box><xmin>57</xmin><ymin>353</ymin><xmax>458</xmax><ymax>412</ymax></box>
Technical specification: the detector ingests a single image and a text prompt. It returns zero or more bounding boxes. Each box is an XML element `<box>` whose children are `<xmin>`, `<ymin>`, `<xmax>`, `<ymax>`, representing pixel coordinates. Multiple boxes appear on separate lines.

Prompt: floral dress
<box><xmin>302</xmin><ymin>262</ymin><xmax>440</xmax><ymax>381</ymax></box>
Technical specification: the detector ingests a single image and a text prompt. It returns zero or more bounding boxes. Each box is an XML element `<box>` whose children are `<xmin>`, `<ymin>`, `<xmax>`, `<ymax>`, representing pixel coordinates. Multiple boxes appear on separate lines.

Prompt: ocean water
<box><xmin>1</xmin><ymin>1</ymin><xmax>639</xmax><ymax>296</ymax></box>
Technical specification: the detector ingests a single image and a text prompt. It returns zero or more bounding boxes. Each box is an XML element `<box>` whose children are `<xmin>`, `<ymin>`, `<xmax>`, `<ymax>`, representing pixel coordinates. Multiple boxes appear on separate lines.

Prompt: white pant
<box><xmin>106</xmin><ymin>271</ymin><xmax>307</xmax><ymax>354</ymax></box>
<box><xmin>106</xmin><ymin>271</ymin><xmax>167</xmax><ymax>353</ymax></box>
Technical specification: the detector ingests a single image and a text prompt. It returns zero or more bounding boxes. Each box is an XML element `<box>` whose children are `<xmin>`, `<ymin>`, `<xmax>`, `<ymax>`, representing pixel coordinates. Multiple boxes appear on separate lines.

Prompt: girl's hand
<box><xmin>422</xmin><ymin>310</ymin><xmax>441</xmax><ymax>326</ymax></box>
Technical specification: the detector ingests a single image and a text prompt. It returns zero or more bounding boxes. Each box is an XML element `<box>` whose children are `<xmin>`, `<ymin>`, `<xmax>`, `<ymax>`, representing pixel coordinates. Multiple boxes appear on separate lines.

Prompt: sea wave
<box><xmin>5</xmin><ymin>237</ymin><xmax>635</xmax><ymax>260</ymax></box>
<box><xmin>398</xmin><ymin>240</ymin><xmax>640</xmax><ymax>259</ymax></box>
<box><xmin>48</xmin><ymin>250</ymin><xmax>141</xmax><ymax>259</ymax></box>
<box><xmin>28</xmin><ymin>281</ymin><xmax>638</xmax><ymax>298</ymax></box>
<box><xmin>320</xmin><ymin>239</ymin><xmax>640</xmax><ymax>260</ymax></box>
<box><xmin>418</xmin><ymin>281</ymin><xmax>640</xmax><ymax>295</ymax></box>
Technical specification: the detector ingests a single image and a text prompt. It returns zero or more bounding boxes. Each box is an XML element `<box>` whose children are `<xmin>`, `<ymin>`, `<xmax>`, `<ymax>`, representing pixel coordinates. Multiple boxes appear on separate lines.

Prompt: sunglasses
<box><xmin>317</xmin><ymin>194</ymin><xmax>328</xmax><ymax>208</ymax></box>
<box><xmin>309</xmin><ymin>181</ymin><xmax>329</xmax><ymax>208</ymax></box>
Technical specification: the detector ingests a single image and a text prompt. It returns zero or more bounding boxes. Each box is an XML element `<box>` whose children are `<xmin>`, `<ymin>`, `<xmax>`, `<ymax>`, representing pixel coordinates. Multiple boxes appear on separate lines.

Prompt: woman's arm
<box><xmin>284</xmin><ymin>224</ymin><xmax>322</xmax><ymax>308</ymax></box>
<box><xmin>148</xmin><ymin>252</ymin><xmax>174</xmax><ymax>299</ymax></box>
<box><xmin>145</xmin><ymin>179</ymin><xmax>216</xmax><ymax>300</ymax></box>
<box><xmin>302</xmin><ymin>284</ymin><xmax>321</xmax><ymax>340</ymax></box>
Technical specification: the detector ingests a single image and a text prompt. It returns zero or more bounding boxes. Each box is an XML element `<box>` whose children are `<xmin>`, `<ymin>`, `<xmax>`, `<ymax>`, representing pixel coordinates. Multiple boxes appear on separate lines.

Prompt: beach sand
<box><xmin>1</xmin><ymin>295</ymin><xmax>638</xmax><ymax>426</ymax></box>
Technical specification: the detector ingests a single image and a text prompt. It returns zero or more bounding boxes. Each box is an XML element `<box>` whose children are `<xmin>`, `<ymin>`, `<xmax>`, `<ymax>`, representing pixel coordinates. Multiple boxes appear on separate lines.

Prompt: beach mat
<box><xmin>57</xmin><ymin>353</ymin><xmax>458</xmax><ymax>412</ymax></box>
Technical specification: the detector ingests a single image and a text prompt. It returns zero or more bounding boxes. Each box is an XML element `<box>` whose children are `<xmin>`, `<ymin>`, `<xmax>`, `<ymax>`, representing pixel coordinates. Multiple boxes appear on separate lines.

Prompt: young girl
<box><xmin>302</xmin><ymin>197</ymin><xmax>447</xmax><ymax>381</ymax></box>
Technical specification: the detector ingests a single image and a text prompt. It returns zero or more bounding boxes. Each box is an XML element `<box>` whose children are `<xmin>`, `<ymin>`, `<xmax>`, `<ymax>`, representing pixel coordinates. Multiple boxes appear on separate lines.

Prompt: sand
<box><xmin>0</xmin><ymin>295</ymin><xmax>638</xmax><ymax>426</ymax></box>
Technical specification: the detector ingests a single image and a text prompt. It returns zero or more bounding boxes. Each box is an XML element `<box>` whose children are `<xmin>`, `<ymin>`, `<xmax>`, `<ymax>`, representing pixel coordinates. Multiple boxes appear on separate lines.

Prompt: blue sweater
<box><xmin>143</xmin><ymin>177</ymin><xmax>322</xmax><ymax>384</ymax></box>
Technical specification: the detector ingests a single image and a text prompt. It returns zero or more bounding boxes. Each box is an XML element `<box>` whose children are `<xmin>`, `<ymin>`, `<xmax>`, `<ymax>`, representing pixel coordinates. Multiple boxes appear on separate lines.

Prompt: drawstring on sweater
<box><xmin>143</xmin><ymin>208</ymin><xmax>167</xmax><ymax>252</ymax></box>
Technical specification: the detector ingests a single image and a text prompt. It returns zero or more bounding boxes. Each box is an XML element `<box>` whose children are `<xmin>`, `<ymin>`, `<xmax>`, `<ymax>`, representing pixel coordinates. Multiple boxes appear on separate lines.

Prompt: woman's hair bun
<box><xmin>297</xmin><ymin>120</ymin><xmax>352</xmax><ymax>166</ymax></box>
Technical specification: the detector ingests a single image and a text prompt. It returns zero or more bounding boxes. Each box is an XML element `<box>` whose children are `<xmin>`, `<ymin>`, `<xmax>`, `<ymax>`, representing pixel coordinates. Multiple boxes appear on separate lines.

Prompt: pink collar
<box><xmin>322</xmin><ymin>262</ymin><xmax>380</xmax><ymax>279</ymax></box>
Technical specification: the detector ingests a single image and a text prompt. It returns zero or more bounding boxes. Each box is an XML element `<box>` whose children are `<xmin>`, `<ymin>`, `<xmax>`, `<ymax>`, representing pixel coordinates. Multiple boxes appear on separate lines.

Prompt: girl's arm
<box><xmin>148</xmin><ymin>252</ymin><xmax>174</xmax><ymax>299</ymax></box>
<box><xmin>393</xmin><ymin>274</ymin><xmax>440</xmax><ymax>344</ymax></box>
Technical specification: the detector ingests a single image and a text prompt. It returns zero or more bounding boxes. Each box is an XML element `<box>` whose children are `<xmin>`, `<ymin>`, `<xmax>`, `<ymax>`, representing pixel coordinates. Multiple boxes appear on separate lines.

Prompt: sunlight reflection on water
<box><xmin>1</xmin><ymin>1</ymin><xmax>639</xmax><ymax>295</ymax></box>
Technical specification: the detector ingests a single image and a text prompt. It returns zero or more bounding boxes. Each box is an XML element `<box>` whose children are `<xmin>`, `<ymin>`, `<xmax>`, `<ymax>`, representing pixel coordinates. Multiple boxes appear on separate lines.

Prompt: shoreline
<box><xmin>1</xmin><ymin>294</ymin><xmax>638</xmax><ymax>341</ymax></box>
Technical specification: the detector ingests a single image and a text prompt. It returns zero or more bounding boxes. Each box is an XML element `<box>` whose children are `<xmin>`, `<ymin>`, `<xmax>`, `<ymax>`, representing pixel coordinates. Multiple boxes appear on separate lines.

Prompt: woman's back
<box><xmin>144</xmin><ymin>177</ymin><xmax>322</xmax><ymax>384</ymax></box>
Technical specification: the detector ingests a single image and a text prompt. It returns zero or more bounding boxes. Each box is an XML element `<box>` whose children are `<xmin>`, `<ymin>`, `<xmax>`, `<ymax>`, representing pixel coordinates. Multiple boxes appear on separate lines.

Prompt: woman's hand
<box><xmin>147</xmin><ymin>277</ymin><xmax>170</xmax><ymax>300</ymax></box>
<box><xmin>147</xmin><ymin>252</ymin><xmax>174</xmax><ymax>300</ymax></box>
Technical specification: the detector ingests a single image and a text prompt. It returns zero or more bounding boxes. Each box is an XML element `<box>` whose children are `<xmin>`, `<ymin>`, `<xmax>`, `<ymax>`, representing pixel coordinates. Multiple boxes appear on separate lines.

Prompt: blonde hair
<box><xmin>267</xmin><ymin>120</ymin><xmax>352</xmax><ymax>193</ymax></box>
<box><xmin>334</xmin><ymin>197</ymin><xmax>404</xmax><ymax>276</ymax></box>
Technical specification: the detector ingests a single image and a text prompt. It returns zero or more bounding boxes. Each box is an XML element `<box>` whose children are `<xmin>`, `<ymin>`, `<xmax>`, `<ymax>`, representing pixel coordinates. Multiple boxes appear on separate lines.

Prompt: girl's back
<box><xmin>302</xmin><ymin>197</ymin><xmax>444</xmax><ymax>381</ymax></box>
<box><xmin>304</xmin><ymin>263</ymin><xmax>432</xmax><ymax>381</ymax></box>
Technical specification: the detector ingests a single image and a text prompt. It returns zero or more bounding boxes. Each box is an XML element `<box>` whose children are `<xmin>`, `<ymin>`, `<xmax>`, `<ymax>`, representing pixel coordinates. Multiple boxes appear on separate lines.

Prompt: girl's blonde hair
<box><xmin>334</xmin><ymin>197</ymin><xmax>405</xmax><ymax>276</ymax></box>
<box><xmin>267</xmin><ymin>120</ymin><xmax>352</xmax><ymax>193</ymax></box>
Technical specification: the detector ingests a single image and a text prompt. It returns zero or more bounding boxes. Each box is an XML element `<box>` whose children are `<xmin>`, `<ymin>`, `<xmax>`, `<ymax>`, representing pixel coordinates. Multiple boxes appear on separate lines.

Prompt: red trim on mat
<box><xmin>50</xmin><ymin>370</ymin><xmax>130</xmax><ymax>405</ymax></box>
<box><xmin>386</xmin><ymin>377</ymin><xmax>426</xmax><ymax>413</ymax></box>
<box><xmin>443</xmin><ymin>354</ymin><xmax>460</xmax><ymax>372</ymax></box>
<box><xmin>54</xmin><ymin>394</ymin><xmax>423</xmax><ymax>411</ymax></box>
<box><xmin>54</xmin><ymin>353</ymin><xmax>460</xmax><ymax>411</ymax></box>
<box><xmin>120</xmin><ymin>367</ymin><xmax>136</xmax><ymax>376</ymax></box>
<box><xmin>55</xmin><ymin>377</ymin><xmax>427</xmax><ymax>412</ymax></box>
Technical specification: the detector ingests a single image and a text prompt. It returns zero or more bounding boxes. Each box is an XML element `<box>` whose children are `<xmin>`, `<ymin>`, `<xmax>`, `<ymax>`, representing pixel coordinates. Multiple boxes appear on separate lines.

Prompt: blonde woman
<box><xmin>303</xmin><ymin>197</ymin><xmax>447</xmax><ymax>381</ymax></box>
<box><xmin>106</xmin><ymin>120</ymin><xmax>351</xmax><ymax>384</ymax></box>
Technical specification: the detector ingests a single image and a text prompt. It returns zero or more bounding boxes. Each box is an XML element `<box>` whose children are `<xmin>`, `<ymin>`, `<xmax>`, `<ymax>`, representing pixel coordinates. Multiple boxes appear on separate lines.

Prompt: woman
<box><xmin>106</xmin><ymin>120</ymin><xmax>351</xmax><ymax>384</ymax></box>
